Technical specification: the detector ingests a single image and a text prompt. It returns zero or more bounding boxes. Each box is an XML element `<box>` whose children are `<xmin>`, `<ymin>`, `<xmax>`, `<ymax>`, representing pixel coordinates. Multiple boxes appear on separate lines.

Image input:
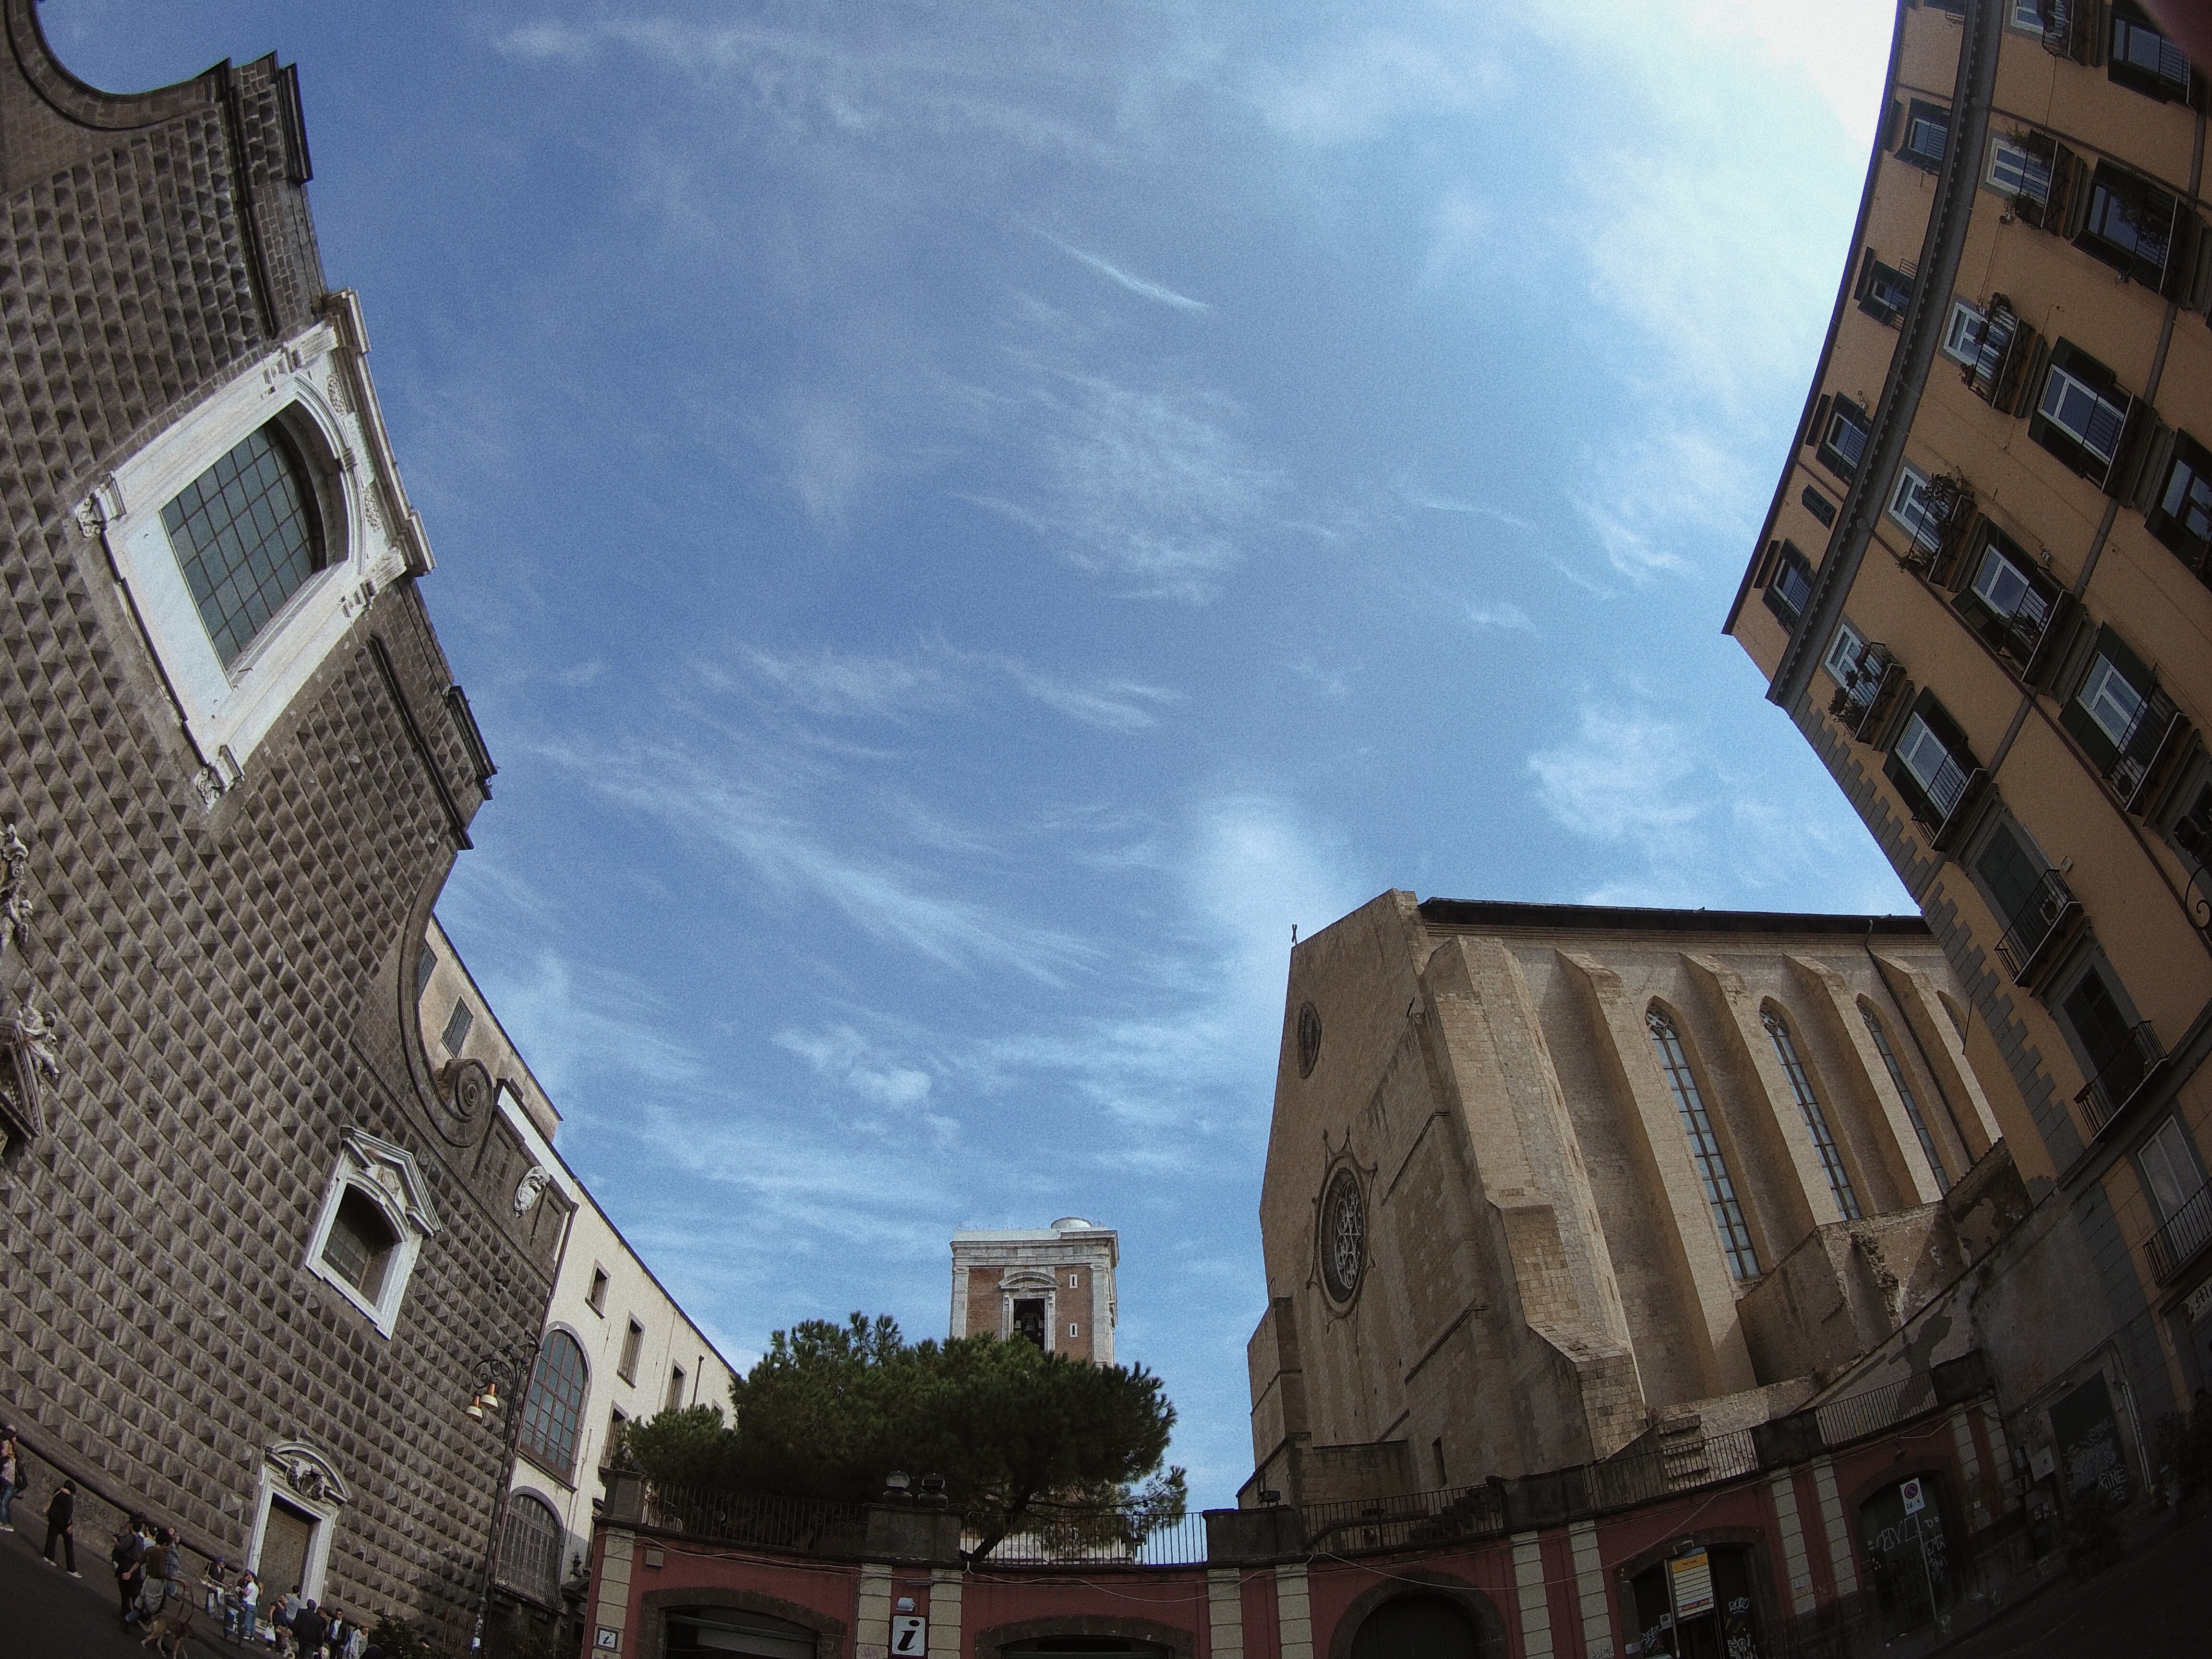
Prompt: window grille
<box><xmin>1648</xmin><ymin>1010</ymin><xmax>1760</xmax><ymax>1278</ymax></box>
<box><xmin>159</xmin><ymin>423</ymin><xmax>326</xmax><ymax>667</ymax></box>
<box><xmin>496</xmin><ymin>1493</ymin><xmax>565</xmax><ymax>1606</ymax></box>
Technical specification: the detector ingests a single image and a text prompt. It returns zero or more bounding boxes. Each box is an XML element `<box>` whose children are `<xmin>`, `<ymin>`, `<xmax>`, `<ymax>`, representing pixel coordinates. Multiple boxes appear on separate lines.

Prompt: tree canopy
<box><xmin>623</xmin><ymin>1312</ymin><xmax>1184</xmax><ymax>1561</ymax></box>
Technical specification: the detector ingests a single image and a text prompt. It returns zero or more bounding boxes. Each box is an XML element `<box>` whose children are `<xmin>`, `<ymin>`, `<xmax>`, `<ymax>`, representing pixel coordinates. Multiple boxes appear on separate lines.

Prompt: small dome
<box><xmin>1050</xmin><ymin>1216</ymin><xmax>1094</xmax><ymax>1231</ymax></box>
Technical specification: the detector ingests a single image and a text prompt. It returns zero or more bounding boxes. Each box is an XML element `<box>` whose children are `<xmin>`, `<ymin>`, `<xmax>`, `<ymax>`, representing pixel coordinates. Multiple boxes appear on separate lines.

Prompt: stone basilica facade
<box><xmin>1248</xmin><ymin>891</ymin><xmax>2034</xmax><ymax>1506</ymax></box>
<box><xmin>0</xmin><ymin>2</ymin><xmax>559</xmax><ymax>1635</ymax></box>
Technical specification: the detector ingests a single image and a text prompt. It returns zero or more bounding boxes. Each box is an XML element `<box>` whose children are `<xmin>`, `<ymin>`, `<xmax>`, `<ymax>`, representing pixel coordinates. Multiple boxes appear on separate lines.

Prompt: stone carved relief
<box><xmin>514</xmin><ymin>1164</ymin><xmax>552</xmax><ymax>1215</ymax></box>
<box><xmin>1</xmin><ymin>821</ymin><xmax>34</xmax><ymax>959</ymax></box>
<box><xmin>433</xmin><ymin>1056</ymin><xmax>495</xmax><ymax>1148</ymax></box>
<box><xmin>266</xmin><ymin>1440</ymin><xmax>351</xmax><ymax>1511</ymax></box>
<box><xmin>324</xmin><ymin>369</ymin><xmax>352</xmax><ymax>415</ymax></box>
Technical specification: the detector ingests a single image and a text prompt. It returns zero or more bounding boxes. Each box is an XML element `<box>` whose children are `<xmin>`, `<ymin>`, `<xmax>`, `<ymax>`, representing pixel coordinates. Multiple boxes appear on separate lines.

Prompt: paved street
<box><xmin>1934</xmin><ymin>1509</ymin><xmax>2212</xmax><ymax>1659</ymax></box>
<box><xmin>0</xmin><ymin>1519</ymin><xmax>234</xmax><ymax>1659</ymax></box>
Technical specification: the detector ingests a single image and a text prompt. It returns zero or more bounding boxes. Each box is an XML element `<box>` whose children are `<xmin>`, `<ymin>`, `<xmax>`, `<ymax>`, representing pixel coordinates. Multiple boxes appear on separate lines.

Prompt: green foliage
<box><xmin>367</xmin><ymin>1615</ymin><xmax>444</xmax><ymax>1659</ymax></box>
<box><xmin>623</xmin><ymin>1312</ymin><xmax>1184</xmax><ymax>1561</ymax></box>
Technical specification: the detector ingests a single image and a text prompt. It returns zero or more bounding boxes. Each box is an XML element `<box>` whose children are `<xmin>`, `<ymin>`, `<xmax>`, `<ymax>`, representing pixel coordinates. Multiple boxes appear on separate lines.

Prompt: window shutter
<box><xmin>1807</xmin><ymin>395</ymin><xmax>1832</xmax><ymax>449</ymax></box>
<box><xmin>1887</xmin><ymin>100</ymin><xmax>1905</xmax><ymax>152</ymax></box>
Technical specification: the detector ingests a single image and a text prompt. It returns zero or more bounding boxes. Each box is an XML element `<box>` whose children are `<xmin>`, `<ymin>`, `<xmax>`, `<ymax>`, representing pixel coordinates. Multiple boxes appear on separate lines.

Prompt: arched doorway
<box><xmin>664</xmin><ymin>1608</ymin><xmax>819</xmax><ymax>1657</ymax></box>
<box><xmin>1349</xmin><ymin>1594</ymin><xmax>1478</xmax><ymax>1659</ymax></box>
<box><xmin>1628</xmin><ymin>1546</ymin><xmax>1764</xmax><ymax>1659</ymax></box>
<box><xmin>1860</xmin><ymin>1473</ymin><xmax>1956</xmax><ymax>1640</ymax></box>
<box><xmin>1001</xmin><ymin>1643</ymin><xmax>1171</xmax><ymax>1655</ymax></box>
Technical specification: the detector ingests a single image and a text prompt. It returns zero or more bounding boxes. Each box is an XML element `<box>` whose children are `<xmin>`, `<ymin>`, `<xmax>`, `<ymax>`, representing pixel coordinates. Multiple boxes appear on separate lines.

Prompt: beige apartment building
<box><xmin>1245</xmin><ymin>892</ymin><xmax>2028</xmax><ymax>1504</ymax></box>
<box><xmin>414</xmin><ymin>918</ymin><xmax>737</xmax><ymax>1634</ymax></box>
<box><xmin>1726</xmin><ymin>0</ymin><xmax>2212</xmax><ymax>1433</ymax></box>
<box><xmin>950</xmin><ymin>1218</ymin><xmax>1119</xmax><ymax>1361</ymax></box>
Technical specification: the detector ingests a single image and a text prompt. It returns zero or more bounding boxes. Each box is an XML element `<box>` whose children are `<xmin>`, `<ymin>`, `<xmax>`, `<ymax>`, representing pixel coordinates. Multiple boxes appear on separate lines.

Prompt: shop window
<box><xmin>1628</xmin><ymin>1546</ymin><xmax>1761</xmax><ymax>1659</ymax></box>
<box><xmin>1860</xmin><ymin>1475</ymin><xmax>1956</xmax><ymax>1640</ymax></box>
<box><xmin>666</xmin><ymin>1609</ymin><xmax>821</xmax><ymax>1659</ymax></box>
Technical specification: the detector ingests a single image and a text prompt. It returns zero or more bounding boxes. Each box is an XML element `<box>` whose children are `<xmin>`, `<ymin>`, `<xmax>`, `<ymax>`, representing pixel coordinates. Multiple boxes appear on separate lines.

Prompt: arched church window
<box><xmin>1647</xmin><ymin>1009</ymin><xmax>1760</xmax><ymax>1279</ymax></box>
<box><xmin>518</xmin><ymin>1331</ymin><xmax>590</xmax><ymax>1478</ymax></box>
<box><xmin>159</xmin><ymin>421</ymin><xmax>329</xmax><ymax>666</ymax></box>
<box><xmin>494</xmin><ymin>1491</ymin><xmax>565</xmax><ymax>1606</ymax></box>
<box><xmin>1764</xmin><ymin>1009</ymin><xmax>1863</xmax><ymax>1219</ymax></box>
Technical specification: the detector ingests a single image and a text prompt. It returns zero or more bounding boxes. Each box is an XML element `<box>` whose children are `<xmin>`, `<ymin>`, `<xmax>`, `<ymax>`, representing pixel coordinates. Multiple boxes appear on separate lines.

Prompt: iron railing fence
<box><xmin>2078</xmin><ymin>1021</ymin><xmax>2164</xmax><ymax>1136</ymax></box>
<box><xmin>2104</xmin><ymin>686</ymin><xmax>2181</xmax><ymax>806</ymax></box>
<box><xmin>1994</xmin><ymin>869</ymin><xmax>2079</xmax><ymax>982</ymax></box>
<box><xmin>971</xmin><ymin>1513</ymin><xmax>1209</xmax><ymax>1567</ymax></box>
<box><xmin>640</xmin><ymin>1483</ymin><xmax>872</xmax><ymax>1556</ymax></box>
<box><xmin>1298</xmin><ymin>1482</ymin><xmax>1510</xmax><ymax>1557</ymax></box>
<box><xmin>1815</xmin><ymin>1379</ymin><xmax>1914</xmax><ymax>1447</ymax></box>
<box><xmin>2146</xmin><ymin>1181</ymin><xmax>2212</xmax><ymax>1286</ymax></box>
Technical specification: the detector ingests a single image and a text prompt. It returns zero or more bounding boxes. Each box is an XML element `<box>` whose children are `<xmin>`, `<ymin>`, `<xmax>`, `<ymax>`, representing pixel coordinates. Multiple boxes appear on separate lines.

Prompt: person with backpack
<box><xmin>226</xmin><ymin>1566</ymin><xmax>261</xmax><ymax>1646</ymax></box>
<box><xmin>113</xmin><ymin>1514</ymin><xmax>151</xmax><ymax>1620</ymax></box>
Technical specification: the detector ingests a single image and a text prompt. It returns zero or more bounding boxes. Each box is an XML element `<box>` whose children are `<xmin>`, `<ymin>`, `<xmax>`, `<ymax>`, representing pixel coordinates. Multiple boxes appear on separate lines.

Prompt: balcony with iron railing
<box><xmin>1827</xmin><ymin>642</ymin><xmax>1905</xmax><ymax>743</ymax></box>
<box><xmin>2077</xmin><ymin>1022</ymin><xmax>2164</xmax><ymax>1138</ymax></box>
<box><xmin>2104</xmin><ymin>685</ymin><xmax>2185</xmax><ymax>811</ymax></box>
<box><xmin>2146</xmin><ymin>1182</ymin><xmax>2212</xmax><ymax>1286</ymax></box>
<box><xmin>1962</xmin><ymin>298</ymin><xmax>2019</xmax><ymax>403</ymax></box>
<box><xmin>1993</xmin><ymin>869</ymin><xmax>2080</xmax><ymax>984</ymax></box>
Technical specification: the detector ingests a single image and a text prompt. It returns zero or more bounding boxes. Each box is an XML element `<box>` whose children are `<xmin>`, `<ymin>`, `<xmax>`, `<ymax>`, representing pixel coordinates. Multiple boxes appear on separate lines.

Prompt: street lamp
<box><xmin>464</xmin><ymin>1335</ymin><xmax>541</xmax><ymax>1655</ymax></box>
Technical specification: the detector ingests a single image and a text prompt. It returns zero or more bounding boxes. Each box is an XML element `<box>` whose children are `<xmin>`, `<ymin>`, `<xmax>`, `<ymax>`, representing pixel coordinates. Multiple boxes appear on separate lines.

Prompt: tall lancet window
<box><xmin>1648</xmin><ymin>1009</ymin><xmax>1761</xmax><ymax>1279</ymax></box>
<box><xmin>1765</xmin><ymin>1010</ymin><xmax>1863</xmax><ymax>1220</ymax></box>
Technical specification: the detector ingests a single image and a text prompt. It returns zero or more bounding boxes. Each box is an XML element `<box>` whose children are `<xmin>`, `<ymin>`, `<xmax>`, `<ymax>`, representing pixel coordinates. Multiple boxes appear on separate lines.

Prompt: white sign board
<box><xmin>1669</xmin><ymin>1551</ymin><xmax>1714</xmax><ymax>1619</ymax></box>
<box><xmin>1900</xmin><ymin>1477</ymin><xmax>1925</xmax><ymax>1515</ymax></box>
<box><xmin>595</xmin><ymin>1631</ymin><xmax>620</xmax><ymax>1652</ymax></box>
<box><xmin>891</xmin><ymin>1616</ymin><xmax>927</xmax><ymax>1655</ymax></box>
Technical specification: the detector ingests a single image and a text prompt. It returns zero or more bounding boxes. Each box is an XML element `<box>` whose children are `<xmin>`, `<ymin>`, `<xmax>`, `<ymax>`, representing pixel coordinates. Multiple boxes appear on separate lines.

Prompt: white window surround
<box><xmin>76</xmin><ymin>295</ymin><xmax>433</xmax><ymax>795</ymax></box>
<box><xmin>1988</xmin><ymin>134</ymin><xmax>2052</xmax><ymax>202</ymax></box>
<box><xmin>1889</xmin><ymin>463</ymin><xmax>1942</xmax><ymax>546</ymax></box>
<box><xmin>303</xmin><ymin>1128</ymin><xmax>444</xmax><ymax>1339</ymax></box>
<box><xmin>1941</xmin><ymin>299</ymin><xmax>1985</xmax><ymax>366</ymax></box>
<box><xmin>246</xmin><ymin>1441</ymin><xmax>350</xmax><ymax>1604</ymax></box>
<box><xmin>1823</xmin><ymin>620</ymin><xmax>1866</xmax><ymax>685</ymax></box>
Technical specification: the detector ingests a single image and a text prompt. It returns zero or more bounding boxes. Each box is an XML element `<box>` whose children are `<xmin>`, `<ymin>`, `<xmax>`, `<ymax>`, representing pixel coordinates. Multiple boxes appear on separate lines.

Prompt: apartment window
<box><xmin>587</xmin><ymin>1265</ymin><xmax>610</xmax><ymax>1314</ymax></box>
<box><xmin>2062</xmin><ymin>627</ymin><xmax>2173</xmax><ymax>800</ymax></box>
<box><xmin>1898</xmin><ymin>100</ymin><xmax>1950</xmax><ymax>172</ymax></box>
<box><xmin>2006</xmin><ymin>0</ymin><xmax>2048</xmax><ymax>28</ymax></box>
<box><xmin>1857</xmin><ymin>254</ymin><xmax>1914</xmax><ymax>327</ymax></box>
<box><xmin>1802</xmin><ymin>484</ymin><xmax>1838</xmax><ymax>527</ymax></box>
<box><xmin>1963</xmin><ymin>532</ymin><xmax>2054</xmax><ymax>647</ymax></box>
<box><xmin>1987</xmin><ymin>133</ymin><xmax>2053</xmax><ymax>206</ymax></box>
<box><xmin>1973</xmin><ymin>818</ymin><xmax>2047</xmax><ymax>936</ymax></box>
<box><xmin>605</xmin><ymin>1406</ymin><xmax>630</xmax><ymax>1474</ymax></box>
<box><xmin>2110</xmin><ymin>2</ymin><xmax>2191</xmax><ymax>102</ymax></box>
<box><xmin>2146</xmin><ymin>430</ymin><xmax>2212</xmax><ymax>575</ymax></box>
<box><xmin>1941</xmin><ymin>299</ymin><xmax>1984</xmax><ymax>366</ymax></box>
<box><xmin>1764</xmin><ymin>541</ymin><xmax>1815</xmax><ymax>631</ymax></box>
<box><xmin>618</xmin><ymin>1319</ymin><xmax>645</xmax><ymax>1383</ymax></box>
<box><xmin>518</xmin><ymin>1331</ymin><xmax>589</xmax><ymax>1479</ymax></box>
<box><xmin>1823</xmin><ymin>619</ymin><xmax>1867</xmax><ymax>685</ymax></box>
<box><xmin>1765</xmin><ymin>1010</ymin><xmax>1863</xmax><ymax>1221</ymax></box>
<box><xmin>666</xmin><ymin>1365</ymin><xmax>687</xmax><ymax>1412</ymax></box>
<box><xmin>2140</xmin><ymin>1117</ymin><xmax>2204</xmax><ymax>1226</ymax></box>
<box><xmin>1886</xmin><ymin>691</ymin><xmax>1979</xmax><ymax>829</ymax></box>
<box><xmin>2035</xmin><ymin>348</ymin><xmax>2131</xmax><ymax>483</ymax></box>
<box><xmin>1816</xmin><ymin>399</ymin><xmax>1871</xmax><ymax>481</ymax></box>
<box><xmin>1888</xmin><ymin>463</ymin><xmax>1946</xmax><ymax>550</ymax></box>
<box><xmin>1862</xmin><ymin>1004</ymin><xmax>1950</xmax><ymax>1193</ymax></box>
<box><xmin>160</xmin><ymin>422</ymin><xmax>329</xmax><ymax>667</ymax></box>
<box><xmin>2075</xmin><ymin>163</ymin><xmax>2178</xmax><ymax>288</ymax></box>
<box><xmin>440</xmin><ymin>998</ymin><xmax>475</xmax><ymax>1056</ymax></box>
<box><xmin>1647</xmin><ymin>1009</ymin><xmax>1760</xmax><ymax>1279</ymax></box>
<box><xmin>2059</xmin><ymin>957</ymin><xmax>2154</xmax><ymax>1122</ymax></box>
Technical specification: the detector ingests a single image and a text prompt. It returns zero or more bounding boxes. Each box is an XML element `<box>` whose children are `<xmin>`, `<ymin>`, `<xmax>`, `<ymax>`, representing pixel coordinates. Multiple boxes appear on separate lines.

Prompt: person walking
<box><xmin>114</xmin><ymin>1514</ymin><xmax>151</xmax><ymax>1621</ymax></box>
<box><xmin>136</xmin><ymin>1525</ymin><xmax>181</xmax><ymax>1627</ymax></box>
<box><xmin>0</xmin><ymin>1424</ymin><xmax>18</xmax><ymax>1530</ymax></box>
<box><xmin>41</xmin><ymin>1477</ymin><xmax>77</xmax><ymax>1574</ymax></box>
<box><xmin>289</xmin><ymin>1596</ymin><xmax>329</xmax><ymax>1659</ymax></box>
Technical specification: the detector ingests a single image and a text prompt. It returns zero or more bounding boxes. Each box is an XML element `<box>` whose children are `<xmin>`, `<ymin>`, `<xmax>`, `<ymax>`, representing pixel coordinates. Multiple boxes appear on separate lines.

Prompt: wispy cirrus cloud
<box><xmin>1465</xmin><ymin>601</ymin><xmax>1535</xmax><ymax>634</ymax></box>
<box><xmin>736</xmin><ymin>642</ymin><xmax>1180</xmax><ymax>731</ymax></box>
<box><xmin>1027</xmin><ymin>225</ymin><xmax>1210</xmax><ymax>313</ymax></box>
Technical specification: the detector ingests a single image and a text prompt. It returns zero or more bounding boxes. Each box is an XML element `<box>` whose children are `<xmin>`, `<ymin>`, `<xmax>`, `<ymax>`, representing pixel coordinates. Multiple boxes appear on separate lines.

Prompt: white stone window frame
<box><xmin>246</xmin><ymin>1441</ymin><xmax>351</xmax><ymax>1605</ymax></box>
<box><xmin>999</xmin><ymin>1268</ymin><xmax>1060</xmax><ymax>1353</ymax></box>
<box><xmin>1823</xmin><ymin>618</ymin><xmax>1867</xmax><ymax>686</ymax></box>
<box><xmin>303</xmin><ymin>1128</ymin><xmax>444</xmax><ymax>1340</ymax></box>
<box><xmin>78</xmin><ymin>297</ymin><xmax>432</xmax><ymax>792</ymax></box>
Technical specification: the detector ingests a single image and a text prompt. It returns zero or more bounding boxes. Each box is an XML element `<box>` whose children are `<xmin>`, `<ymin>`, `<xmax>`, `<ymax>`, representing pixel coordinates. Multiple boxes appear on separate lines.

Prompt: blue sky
<box><xmin>68</xmin><ymin>0</ymin><xmax>1907</xmax><ymax>1505</ymax></box>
